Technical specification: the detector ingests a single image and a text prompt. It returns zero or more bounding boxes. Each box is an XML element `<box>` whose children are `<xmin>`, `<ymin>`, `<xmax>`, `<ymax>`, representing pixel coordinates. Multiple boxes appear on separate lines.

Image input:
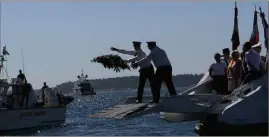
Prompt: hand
<box><xmin>111</xmin><ymin>47</ymin><xmax>119</xmax><ymax>51</ymax></box>
<box><xmin>131</xmin><ymin>62</ymin><xmax>138</xmax><ymax>69</ymax></box>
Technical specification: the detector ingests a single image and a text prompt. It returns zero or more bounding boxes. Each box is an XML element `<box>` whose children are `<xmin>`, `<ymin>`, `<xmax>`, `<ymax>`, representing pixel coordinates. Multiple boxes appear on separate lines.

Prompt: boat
<box><xmin>194</xmin><ymin>73</ymin><xmax>268</xmax><ymax>136</ymax></box>
<box><xmin>0</xmin><ymin>47</ymin><xmax>74</xmax><ymax>132</ymax></box>
<box><xmin>73</xmin><ymin>70</ymin><xmax>96</xmax><ymax>96</ymax></box>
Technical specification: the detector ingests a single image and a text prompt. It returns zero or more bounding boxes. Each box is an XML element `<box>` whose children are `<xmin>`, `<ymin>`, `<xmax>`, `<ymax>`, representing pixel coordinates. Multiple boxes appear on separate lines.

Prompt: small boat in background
<box><xmin>73</xmin><ymin>70</ymin><xmax>96</xmax><ymax>96</ymax></box>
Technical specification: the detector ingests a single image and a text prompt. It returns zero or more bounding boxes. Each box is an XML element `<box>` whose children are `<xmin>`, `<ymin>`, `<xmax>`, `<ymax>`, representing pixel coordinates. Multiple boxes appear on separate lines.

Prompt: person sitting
<box><xmin>227</xmin><ymin>50</ymin><xmax>242</xmax><ymax>92</ymax></box>
<box><xmin>209</xmin><ymin>53</ymin><xmax>228</xmax><ymax>95</ymax></box>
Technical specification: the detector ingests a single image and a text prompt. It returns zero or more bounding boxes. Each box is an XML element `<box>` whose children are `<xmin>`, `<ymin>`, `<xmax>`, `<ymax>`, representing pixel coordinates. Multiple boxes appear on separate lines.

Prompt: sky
<box><xmin>0</xmin><ymin>1</ymin><xmax>268</xmax><ymax>89</ymax></box>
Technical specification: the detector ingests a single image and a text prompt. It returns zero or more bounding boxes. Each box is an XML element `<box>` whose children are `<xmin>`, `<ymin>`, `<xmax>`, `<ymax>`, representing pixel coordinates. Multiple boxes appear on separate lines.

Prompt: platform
<box><xmin>89</xmin><ymin>103</ymin><xmax>158</xmax><ymax>119</ymax></box>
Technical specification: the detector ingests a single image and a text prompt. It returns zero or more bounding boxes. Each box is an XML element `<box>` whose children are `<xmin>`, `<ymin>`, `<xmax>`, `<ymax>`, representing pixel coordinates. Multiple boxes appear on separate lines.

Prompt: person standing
<box><xmin>209</xmin><ymin>53</ymin><xmax>228</xmax><ymax>94</ymax></box>
<box><xmin>220</xmin><ymin>48</ymin><xmax>231</xmax><ymax>92</ymax></box>
<box><xmin>41</xmin><ymin>82</ymin><xmax>49</xmax><ymax>103</ymax></box>
<box><xmin>17</xmin><ymin>69</ymin><xmax>26</xmax><ymax>84</ymax></box>
<box><xmin>221</xmin><ymin>48</ymin><xmax>232</xmax><ymax>66</ymax></box>
<box><xmin>242</xmin><ymin>42</ymin><xmax>264</xmax><ymax>84</ymax></box>
<box><xmin>227</xmin><ymin>50</ymin><xmax>242</xmax><ymax>92</ymax></box>
<box><xmin>132</xmin><ymin>41</ymin><xmax>177</xmax><ymax>103</ymax></box>
<box><xmin>241</xmin><ymin>41</ymin><xmax>251</xmax><ymax>83</ymax></box>
<box><xmin>111</xmin><ymin>41</ymin><xmax>155</xmax><ymax>103</ymax></box>
<box><xmin>21</xmin><ymin>80</ymin><xmax>31</xmax><ymax>108</ymax></box>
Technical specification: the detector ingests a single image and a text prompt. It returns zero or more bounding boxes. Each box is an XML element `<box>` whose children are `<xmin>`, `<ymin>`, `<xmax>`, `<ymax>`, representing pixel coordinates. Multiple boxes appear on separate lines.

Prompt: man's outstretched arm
<box><xmin>111</xmin><ymin>47</ymin><xmax>136</xmax><ymax>56</ymax></box>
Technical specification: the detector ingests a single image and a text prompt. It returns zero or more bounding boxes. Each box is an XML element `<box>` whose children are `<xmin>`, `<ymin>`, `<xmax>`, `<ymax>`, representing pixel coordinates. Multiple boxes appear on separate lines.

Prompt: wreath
<box><xmin>91</xmin><ymin>54</ymin><xmax>131</xmax><ymax>72</ymax></box>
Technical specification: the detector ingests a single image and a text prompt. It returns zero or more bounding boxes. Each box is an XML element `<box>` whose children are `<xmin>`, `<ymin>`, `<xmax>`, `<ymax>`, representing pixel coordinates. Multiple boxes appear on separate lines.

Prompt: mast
<box><xmin>0</xmin><ymin>1</ymin><xmax>3</xmax><ymax>79</ymax></box>
<box><xmin>0</xmin><ymin>1</ymin><xmax>10</xmax><ymax>82</ymax></box>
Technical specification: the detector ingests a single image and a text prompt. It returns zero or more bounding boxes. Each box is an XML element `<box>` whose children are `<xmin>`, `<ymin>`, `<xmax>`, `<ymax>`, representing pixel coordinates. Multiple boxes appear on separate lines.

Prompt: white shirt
<box><xmin>220</xmin><ymin>57</ymin><xmax>232</xmax><ymax>67</ymax></box>
<box><xmin>118</xmin><ymin>49</ymin><xmax>152</xmax><ymax>69</ymax></box>
<box><xmin>136</xmin><ymin>46</ymin><xmax>171</xmax><ymax>69</ymax></box>
<box><xmin>245</xmin><ymin>49</ymin><xmax>261</xmax><ymax>71</ymax></box>
<box><xmin>209</xmin><ymin>62</ymin><xmax>227</xmax><ymax>76</ymax></box>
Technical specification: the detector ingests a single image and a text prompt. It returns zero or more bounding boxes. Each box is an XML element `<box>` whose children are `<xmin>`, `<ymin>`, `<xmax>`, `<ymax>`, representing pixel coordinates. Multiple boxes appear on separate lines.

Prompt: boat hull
<box><xmin>0</xmin><ymin>107</ymin><xmax>66</xmax><ymax>131</ymax></box>
<box><xmin>195</xmin><ymin>120</ymin><xmax>268</xmax><ymax>136</ymax></box>
<box><xmin>81</xmin><ymin>91</ymin><xmax>96</xmax><ymax>95</ymax></box>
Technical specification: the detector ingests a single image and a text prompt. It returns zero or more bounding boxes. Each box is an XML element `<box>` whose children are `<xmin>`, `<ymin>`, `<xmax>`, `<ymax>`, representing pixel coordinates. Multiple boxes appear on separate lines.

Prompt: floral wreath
<box><xmin>91</xmin><ymin>54</ymin><xmax>131</xmax><ymax>72</ymax></box>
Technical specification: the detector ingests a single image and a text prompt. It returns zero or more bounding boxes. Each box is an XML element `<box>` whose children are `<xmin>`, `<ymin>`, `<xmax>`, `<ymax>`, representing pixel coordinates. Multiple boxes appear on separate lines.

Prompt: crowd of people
<box><xmin>209</xmin><ymin>41</ymin><xmax>268</xmax><ymax>95</ymax></box>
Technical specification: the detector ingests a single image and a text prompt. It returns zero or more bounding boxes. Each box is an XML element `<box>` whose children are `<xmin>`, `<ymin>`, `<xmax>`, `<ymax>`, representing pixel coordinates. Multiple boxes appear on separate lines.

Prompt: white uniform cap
<box><xmin>252</xmin><ymin>42</ymin><xmax>262</xmax><ymax>48</ymax></box>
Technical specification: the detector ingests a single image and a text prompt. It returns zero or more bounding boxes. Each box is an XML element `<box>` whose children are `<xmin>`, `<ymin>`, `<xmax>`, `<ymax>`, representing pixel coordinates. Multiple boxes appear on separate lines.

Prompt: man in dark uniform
<box><xmin>41</xmin><ymin>82</ymin><xmax>49</xmax><ymax>103</ymax></box>
<box><xmin>17</xmin><ymin>69</ymin><xmax>26</xmax><ymax>83</ymax></box>
<box><xmin>132</xmin><ymin>41</ymin><xmax>177</xmax><ymax>103</ymax></box>
<box><xmin>21</xmin><ymin>80</ymin><xmax>31</xmax><ymax>108</ymax></box>
<box><xmin>111</xmin><ymin>41</ymin><xmax>155</xmax><ymax>103</ymax></box>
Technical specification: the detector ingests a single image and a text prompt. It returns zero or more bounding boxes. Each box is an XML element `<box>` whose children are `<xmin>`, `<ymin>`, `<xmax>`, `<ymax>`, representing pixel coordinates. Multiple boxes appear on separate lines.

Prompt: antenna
<box><xmin>21</xmin><ymin>44</ymin><xmax>25</xmax><ymax>74</ymax></box>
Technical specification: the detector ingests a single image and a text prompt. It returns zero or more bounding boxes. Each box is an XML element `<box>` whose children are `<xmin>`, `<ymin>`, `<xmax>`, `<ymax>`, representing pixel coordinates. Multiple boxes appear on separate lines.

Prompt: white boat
<box><xmin>0</xmin><ymin>47</ymin><xmax>74</xmax><ymax>132</ymax></box>
<box><xmin>73</xmin><ymin>70</ymin><xmax>96</xmax><ymax>96</ymax></box>
<box><xmin>194</xmin><ymin>72</ymin><xmax>268</xmax><ymax>136</ymax></box>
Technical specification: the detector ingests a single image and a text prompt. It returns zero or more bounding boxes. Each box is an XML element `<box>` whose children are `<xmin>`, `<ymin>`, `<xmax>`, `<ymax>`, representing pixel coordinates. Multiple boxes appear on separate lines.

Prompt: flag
<box><xmin>231</xmin><ymin>2</ymin><xmax>240</xmax><ymax>50</ymax></box>
<box><xmin>249</xmin><ymin>8</ymin><xmax>259</xmax><ymax>46</ymax></box>
<box><xmin>259</xmin><ymin>7</ymin><xmax>268</xmax><ymax>50</ymax></box>
<box><xmin>2</xmin><ymin>45</ymin><xmax>9</xmax><ymax>55</ymax></box>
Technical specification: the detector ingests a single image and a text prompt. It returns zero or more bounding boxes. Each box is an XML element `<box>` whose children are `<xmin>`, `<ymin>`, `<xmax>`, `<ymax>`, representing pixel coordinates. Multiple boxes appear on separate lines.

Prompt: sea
<box><xmin>6</xmin><ymin>88</ymin><xmax>199</xmax><ymax>136</ymax></box>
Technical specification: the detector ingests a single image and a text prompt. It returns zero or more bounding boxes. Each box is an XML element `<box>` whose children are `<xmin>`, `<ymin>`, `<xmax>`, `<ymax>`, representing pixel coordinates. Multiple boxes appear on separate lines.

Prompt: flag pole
<box><xmin>235</xmin><ymin>1</ymin><xmax>237</xmax><ymax>8</ymax></box>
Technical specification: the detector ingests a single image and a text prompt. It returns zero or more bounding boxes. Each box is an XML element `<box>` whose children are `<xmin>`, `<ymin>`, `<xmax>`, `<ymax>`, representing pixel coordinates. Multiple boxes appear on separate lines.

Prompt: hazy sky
<box><xmin>1</xmin><ymin>1</ymin><xmax>268</xmax><ymax>89</ymax></box>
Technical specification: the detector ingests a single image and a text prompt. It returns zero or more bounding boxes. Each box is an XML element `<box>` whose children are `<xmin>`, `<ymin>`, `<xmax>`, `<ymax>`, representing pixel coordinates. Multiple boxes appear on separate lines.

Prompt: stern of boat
<box><xmin>0</xmin><ymin>107</ymin><xmax>67</xmax><ymax>131</ymax></box>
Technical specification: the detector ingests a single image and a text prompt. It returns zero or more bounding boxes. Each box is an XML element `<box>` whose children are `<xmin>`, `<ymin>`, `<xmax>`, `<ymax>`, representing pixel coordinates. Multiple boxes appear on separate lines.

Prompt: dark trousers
<box><xmin>42</xmin><ymin>91</ymin><xmax>45</xmax><ymax>103</ymax></box>
<box><xmin>153</xmin><ymin>65</ymin><xmax>177</xmax><ymax>103</ymax></box>
<box><xmin>137</xmin><ymin>65</ymin><xmax>155</xmax><ymax>102</ymax></box>
<box><xmin>212</xmin><ymin>75</ymin><xmax>227</xmax><ymax>95</ymax></box>
<box><xmin>21</xmin><ymin>93</ymin><xmax>29</xmax><ymax>108</ymax></box>
<box><xmin>242</xmin><ymin>71</ymin><xmax>262</xmax><ymax>85</ymax></box>
<box><xmin>21</xmin><ymin>84</ymin><xmax>30</xmax><ymax>108</ymax></box>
